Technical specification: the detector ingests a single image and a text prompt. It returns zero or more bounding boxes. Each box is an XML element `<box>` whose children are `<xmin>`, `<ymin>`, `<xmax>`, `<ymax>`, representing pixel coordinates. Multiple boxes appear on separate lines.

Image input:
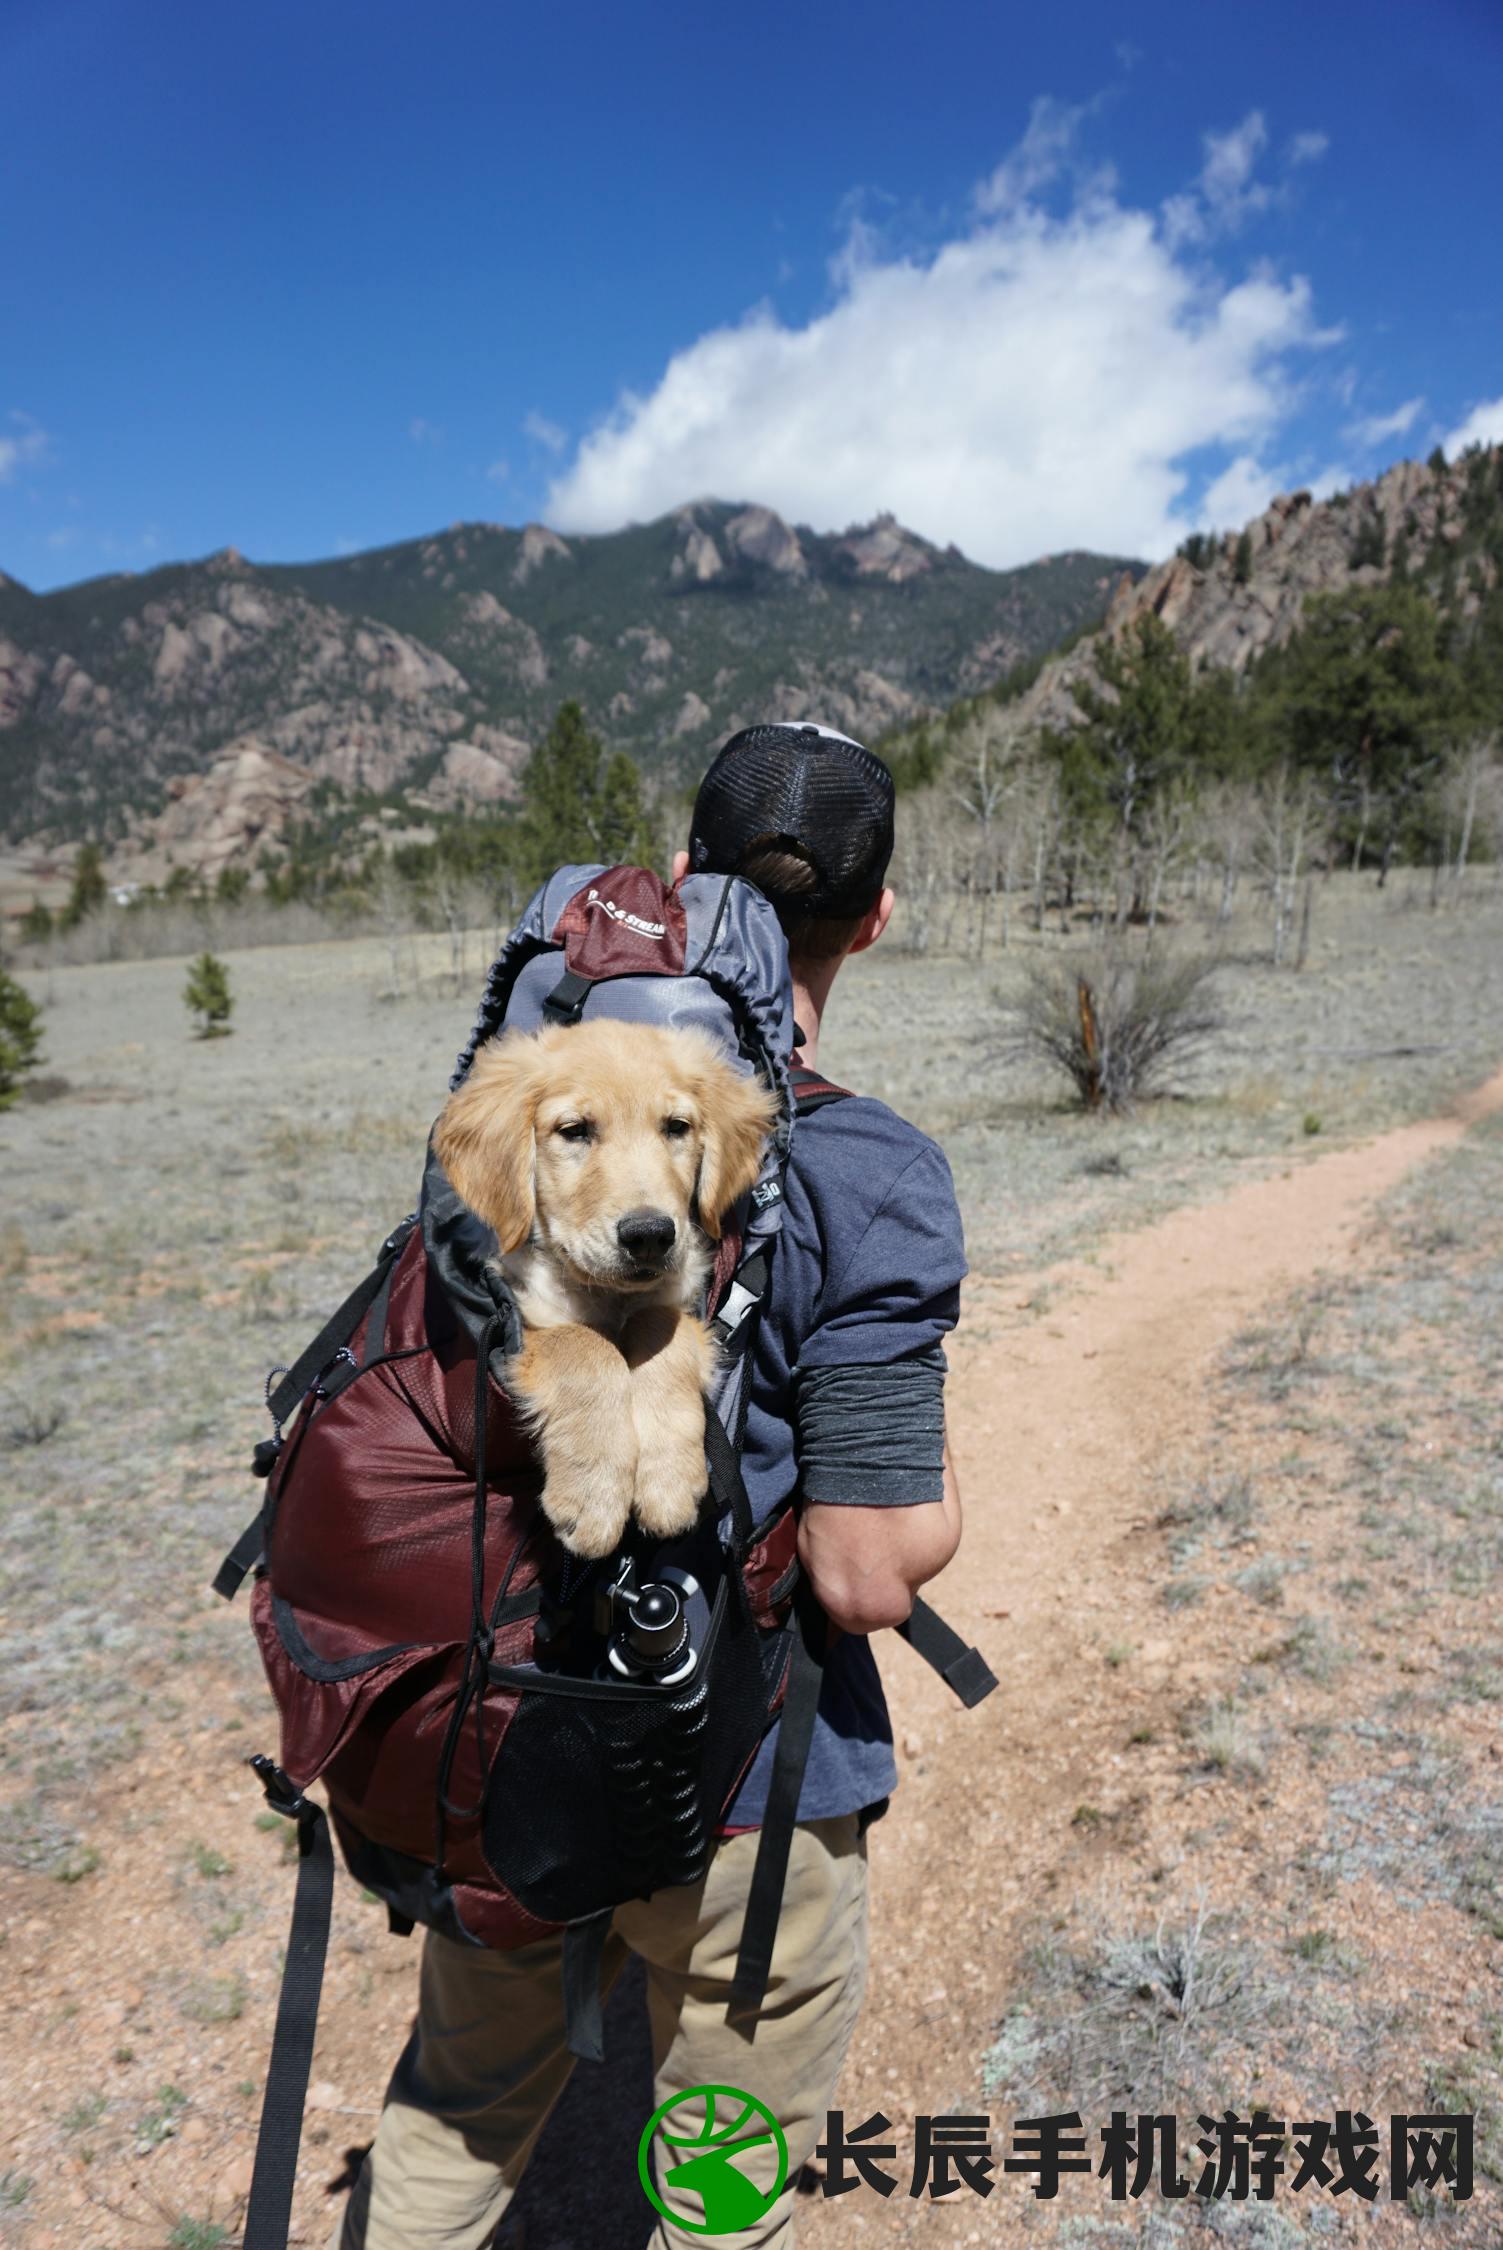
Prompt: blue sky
<box><xmin>3</xmin><ymin>0</ymin><xmax>1501</xmax><ymax>591</ymax></box>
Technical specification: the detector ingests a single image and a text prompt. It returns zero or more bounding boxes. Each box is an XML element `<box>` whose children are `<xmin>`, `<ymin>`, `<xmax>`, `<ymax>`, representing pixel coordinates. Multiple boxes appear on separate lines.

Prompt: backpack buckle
<box><xmin>249</xmin><ymin>1753</ymin><xmax>314</xmax><ymax>1823</ymax></box>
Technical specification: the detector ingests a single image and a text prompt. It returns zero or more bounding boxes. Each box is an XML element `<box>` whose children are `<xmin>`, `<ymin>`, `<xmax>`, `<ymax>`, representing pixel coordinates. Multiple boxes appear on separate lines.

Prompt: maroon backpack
<box><xmin>215</xmin><ymin>864</ymin><xmax>994</xmax><ymax>2250</ymax></box>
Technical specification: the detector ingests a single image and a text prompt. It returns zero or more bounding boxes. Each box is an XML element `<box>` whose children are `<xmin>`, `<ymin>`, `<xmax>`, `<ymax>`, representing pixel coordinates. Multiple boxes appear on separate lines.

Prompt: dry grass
<box><xmin>980</xmin><ymin>1112</ymin><xmax>1503</xmax><ymax>2233</ymax></box>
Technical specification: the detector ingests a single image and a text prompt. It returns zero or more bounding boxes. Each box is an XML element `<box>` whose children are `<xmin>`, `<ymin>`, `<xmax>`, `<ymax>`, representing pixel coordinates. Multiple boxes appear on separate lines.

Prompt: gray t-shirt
<box><xmin>721</xmin><ymin>1092</ymin><xmax>967</xmax><ymax>1824</ymax></box>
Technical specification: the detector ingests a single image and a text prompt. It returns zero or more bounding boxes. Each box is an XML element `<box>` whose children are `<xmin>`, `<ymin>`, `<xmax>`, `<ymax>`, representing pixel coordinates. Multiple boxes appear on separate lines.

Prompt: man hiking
<box><xmin>335</xmin><ymin>719</ymin><xmax>967</xmax><ymax>2248</ymax></box>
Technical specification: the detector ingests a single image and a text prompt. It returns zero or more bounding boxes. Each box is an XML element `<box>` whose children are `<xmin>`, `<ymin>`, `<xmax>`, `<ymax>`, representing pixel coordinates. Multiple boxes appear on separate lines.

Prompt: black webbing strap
<box><xmin>562</xmin><ymin>1909</ymin><xmax>613</xmax><ymax>2064</ymax></box>
<box><xmin>265</xmin><ymin>1217</ymin><xmax>416</xmax><ymax>1432</ymax></box>
<box><xmin>541</xmin><ymin>969</ymin><xmax>594</xmax><ymax>1025</ymax></box>
<box><xmin>211</xmin><ymin>1517</ymin><xmax>266</xmax><ymax>1603</ymax></box>
<box><xmin>215</xmin><ymin>1219</ymin><xmax>418</xmax><ymax>1603</ymax></box>
<box><xmin>242</xmin><ymin>1776</ymin><xmax>335</xmax><ymax>2250</ymax></box>
<box><xmin>703</xmin><ymin>1409</ymin><xmax>756</xmax><ymax>1546</ymax></box>
<box><xmin>897</xmin><ymin>1597</ymin><xmax>998</xmax><ymax>1708</ymax></box>
<box><xmin>361</xmin><ymin>1246</ymin><xmax>403</xmax><ymax>1369</ymax></box>
<box><xmin>729</xmin><ymin>1595</ymin><xmax>827</xmax><ymax>2025</ymax></box>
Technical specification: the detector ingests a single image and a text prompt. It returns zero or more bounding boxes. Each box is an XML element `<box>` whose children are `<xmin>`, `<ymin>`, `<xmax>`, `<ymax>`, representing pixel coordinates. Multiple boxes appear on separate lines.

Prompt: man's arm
<box><xmin>797</xmin><ymin>1441</ymin><xmax>962</xmax><ymax>1635</ymax></box>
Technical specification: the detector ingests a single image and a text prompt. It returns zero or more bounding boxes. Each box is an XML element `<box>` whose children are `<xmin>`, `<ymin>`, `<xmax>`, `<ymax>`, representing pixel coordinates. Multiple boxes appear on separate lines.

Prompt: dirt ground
<box><xmin>2</xmin><ymin>877</ymin><xmax>1501</xmax><ymax>2248</ymax></box>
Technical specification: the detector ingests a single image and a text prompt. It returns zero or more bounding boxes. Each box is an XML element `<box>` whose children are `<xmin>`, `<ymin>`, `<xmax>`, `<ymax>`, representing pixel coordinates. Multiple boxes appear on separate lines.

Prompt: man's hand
<box><xmin>796</xmin><ymin>1444</ymin><xmax>962</xmax><ymax>1636</ymax></box>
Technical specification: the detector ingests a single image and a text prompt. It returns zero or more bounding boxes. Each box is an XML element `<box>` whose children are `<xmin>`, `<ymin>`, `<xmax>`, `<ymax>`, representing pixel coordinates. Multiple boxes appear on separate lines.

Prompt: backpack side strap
<box><xmin>728</xmin><ymin>1589</ymin><xmax>827</xmax><ymax>2024</ymax></box>
<box><xmin>212</xmin><ymin>1215</ymin><xmax>418</xmax><ymax>1603</ymax></box>
<box><xmin>240</xmin><ymin>1759</ymin><xmax>335</xmax><ymax>2250</ymax></box>
<box><xmin>897</xmin><ymin>1597</ymin><xmax>998</xmax><ymax>1708</ymax></box>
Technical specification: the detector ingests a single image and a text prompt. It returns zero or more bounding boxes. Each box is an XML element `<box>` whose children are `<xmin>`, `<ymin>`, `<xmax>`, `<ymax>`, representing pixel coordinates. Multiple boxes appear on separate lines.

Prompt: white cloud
<box><xmin>1443</xmin><ymin>395</ymin><xmax>1503</xmax><ymax>456</ymax></box>
<box><xmin>975</xmin><ymin>94</ymin><xmax>1112</xmax><ymax>214</ymax></box>
<box><xmin>545</xmin><ymin>115</ymin><xmax>1335</xmax><ymax>569</ymax></box>
<box><xmin>409</xmin><ymin>416</ymin><xmax>443</xmax><ymax>446</ymax></box>
<box><xmin>1162</xmin><ymin>111</ymin><xmax>1274</xmax><ymax>247</ymax></box>
<box><xmin>0</xmin><ymin>411</ymin><xmax>49</xmax><ymax>483</ymax></box>
<box><xmin>523</xmin><ymin>410</ymin><xmax>567</xmax><ymax>454</ymax></box>
<box><xmin>485</xmin><ymin>457</ymin><xmax>511</xmax><ymax>485</ymax></box>
<box><xmin>1289</xmin><ymin>131</ymin><xmax>1330</xmax><ymax>166</ymax></box>
<box><xmin>1345</xmin><ymin>396</ymin><xmax>1424</xmax><ymax>447</ymax></box>
<box><xmin>1198</xmin><ymin>454</ymin><xmax>1283</xmax><ymax>530</ymax></box>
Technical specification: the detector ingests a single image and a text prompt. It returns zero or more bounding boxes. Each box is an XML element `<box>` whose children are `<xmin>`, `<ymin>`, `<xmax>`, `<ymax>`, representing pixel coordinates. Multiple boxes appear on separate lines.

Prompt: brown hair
<box><xmin>738</xmin><ymin>839</ymin><xmax>867</xmax><ymax>968</ymax></box>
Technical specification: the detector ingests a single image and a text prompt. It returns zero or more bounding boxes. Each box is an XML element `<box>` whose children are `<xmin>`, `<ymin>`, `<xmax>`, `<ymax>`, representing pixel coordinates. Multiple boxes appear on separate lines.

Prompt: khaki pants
<box><xmin>332</xmin><ymin>1816</ymin><xmax>868</xmax><ymax>2250</ymax></box>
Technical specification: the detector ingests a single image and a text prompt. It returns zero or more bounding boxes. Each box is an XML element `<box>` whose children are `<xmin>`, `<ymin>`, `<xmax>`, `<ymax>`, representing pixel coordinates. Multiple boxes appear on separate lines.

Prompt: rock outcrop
<box><xmin>125</xmin><ymin>741</ymin><xmax>313</xmax><ymax>883</ymax></box>
<box><xmin>983</xmin><ymin>449</ymin><xmax>1501</xmax><ymax>748</ymax></box>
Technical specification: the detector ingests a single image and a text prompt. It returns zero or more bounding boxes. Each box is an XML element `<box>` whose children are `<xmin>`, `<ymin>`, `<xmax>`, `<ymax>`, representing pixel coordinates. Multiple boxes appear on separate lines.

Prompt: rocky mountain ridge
<box><xmin>964</xmin><ymin>447</ymin><xmax>1502</xmax><ymax>752</ymax></box>
<box><xmin>0</xmin><ymin>503</ymin><xmax>1137</xmax><ymax>882</ymax></box>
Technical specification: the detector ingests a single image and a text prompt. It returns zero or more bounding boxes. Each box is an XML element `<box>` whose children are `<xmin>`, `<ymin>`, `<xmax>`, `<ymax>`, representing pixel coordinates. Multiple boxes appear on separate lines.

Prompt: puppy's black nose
<box><xmin>617</xmin><ymin>1209</ymin><xmax>677</xmax><ymax>1259</ymax></box>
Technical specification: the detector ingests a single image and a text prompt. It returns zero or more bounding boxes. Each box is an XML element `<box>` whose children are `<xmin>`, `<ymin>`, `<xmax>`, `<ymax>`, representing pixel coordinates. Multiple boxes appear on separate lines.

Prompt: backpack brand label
<box><xmin>553</xmin><ymin>867</ymin><xmax>689</xmax><ymax>979</ymax></box>
<box><xmin>584</xmin><ymin>887</ymin><xmax>667</xmax><ymax>941</ymax></box>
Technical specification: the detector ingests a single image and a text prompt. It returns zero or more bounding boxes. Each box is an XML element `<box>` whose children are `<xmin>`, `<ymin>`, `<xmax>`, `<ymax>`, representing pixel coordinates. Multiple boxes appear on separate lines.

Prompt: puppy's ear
<box><xmin>693</xmin><ymin>1058</ymin><xmax>778</xmax><ymax>1240</ymax></box>
<box><xmin>434</xmin><ymin>1036</ymin><xmax>540</xmax><ymax>1252</ymax></box>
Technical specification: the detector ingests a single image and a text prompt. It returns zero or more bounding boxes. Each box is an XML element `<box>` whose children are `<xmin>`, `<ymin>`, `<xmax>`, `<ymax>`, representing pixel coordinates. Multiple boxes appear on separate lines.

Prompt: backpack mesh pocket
<box><xmin>482</xmin><ymin>1579</ymin><xmax>779</xmax><ymax>1921</ymax></box>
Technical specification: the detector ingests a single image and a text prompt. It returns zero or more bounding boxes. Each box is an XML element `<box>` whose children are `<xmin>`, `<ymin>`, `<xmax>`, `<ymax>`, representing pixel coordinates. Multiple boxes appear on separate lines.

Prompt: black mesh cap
<box><xmin>688</xmin><ymin>721</ymin><xmax>896</xmax><ymax>916</ymax></box>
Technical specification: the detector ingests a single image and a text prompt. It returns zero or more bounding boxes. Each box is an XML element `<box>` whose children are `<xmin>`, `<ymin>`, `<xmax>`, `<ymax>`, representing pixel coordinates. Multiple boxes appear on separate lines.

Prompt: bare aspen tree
<box><xmin>890</xmin><ymin>787</ymin><xmax>955</xmax><ymax>955</ymax></box>
<box><xmin>426</xmin><ymin>856</ymin><xmax>468</xmax><ymax>992</ymax></box>
<box><xmin>1445</xmin><ymin>734</ymin><xmax>1498</xmax><ymax>894</ymax></box>
<box><xmin>1140</xmin><ymin>777</ymin><xmax>1197</xmax><ymax>941</ymax></box>
<box><xmin>948</xmin><ymin>727</ymin><xmax>1016</xmax><ymax>960</ymax></box>
<box><xmin>369</xmin><ymin>854</ymin><xmax>412</xmax><ymax>1000</ymax></box>
<box><xmin>1255</xmin><ymin>765</ymin><xmax>1319</xmax><ymax>967</ymax></box>
<box><xmin>1198</xmin><ymin>779</ymin><xmax>1259</xmax><ymax>927</ymax></box>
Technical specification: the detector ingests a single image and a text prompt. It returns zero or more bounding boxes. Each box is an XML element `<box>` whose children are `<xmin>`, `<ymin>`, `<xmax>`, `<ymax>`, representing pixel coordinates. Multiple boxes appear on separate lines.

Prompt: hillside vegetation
<box><xmin>0</xmin><ymin>501</ymin><xmax>1133</xmax><ymax>859</ymax></box>
<box><xmin>879</xmin><ymin>443</ymin><xmax>1503</xmax><ymax>951</ymax></box>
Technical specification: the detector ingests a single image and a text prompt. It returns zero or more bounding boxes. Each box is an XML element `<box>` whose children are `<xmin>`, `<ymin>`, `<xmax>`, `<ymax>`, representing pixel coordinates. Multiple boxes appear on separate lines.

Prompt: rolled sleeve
<box><xmin>794</xmin><ymin>1351</ymin><xmax>948</xmax><ymax>1505</ymax></box>
<box><xmin>790</xmin><ymin>1134</ymin><xmax>965</xmax><ymax>1507</ymax></box>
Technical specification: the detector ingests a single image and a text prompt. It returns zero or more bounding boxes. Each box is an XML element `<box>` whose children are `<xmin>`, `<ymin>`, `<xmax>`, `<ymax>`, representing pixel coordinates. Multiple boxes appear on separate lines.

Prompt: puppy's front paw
<box><xmin>540</xmin><ymin>1470</ymin><xmax>634</xmax><ymax>1559</ymax></box>
<box><xmin>631</xmin><ymin>1439</ymin><xmax>710</xmax><ymax>1541</ymax></box>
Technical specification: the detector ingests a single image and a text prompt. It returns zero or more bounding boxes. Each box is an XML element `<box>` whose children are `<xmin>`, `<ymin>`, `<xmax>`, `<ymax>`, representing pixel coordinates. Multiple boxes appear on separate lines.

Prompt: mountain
<box><xmin>879</xmin><ymin>445</ymin><xmax>1503</xmax><ymax>767</ymax></box>
<box><xmin>0</xmin><ymin>504</ymin><xmax>1139</xmax><ymax>874</ymax></box>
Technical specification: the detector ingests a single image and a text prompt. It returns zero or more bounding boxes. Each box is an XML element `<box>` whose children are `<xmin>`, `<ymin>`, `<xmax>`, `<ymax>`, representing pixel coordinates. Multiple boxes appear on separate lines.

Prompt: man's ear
<box><xmin>693</xmin><ymin>1059</ymin><xmax>777</xmax><ymax>1240</ymax></box>
<box><xmin>848</xmin><ymin>884</ymin><xmax>896</xmax><ymax>957</ymax></box>
<box><xmin>434</xmin><ymin>1036</ymin><xmax>540</xmax><ymax>1252</ymax></box>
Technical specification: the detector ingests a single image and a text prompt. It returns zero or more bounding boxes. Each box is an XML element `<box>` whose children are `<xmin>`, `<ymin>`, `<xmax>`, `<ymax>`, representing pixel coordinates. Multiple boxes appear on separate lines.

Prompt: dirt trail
<box><xmin>800</xmin><ymin>1060</ymin><xmax>1503</xmax><ymax>2243</ymax></box>
<box><xmin>7</xmin><ymin>1067</ymin><xmax>1502</xmax><ymax>2249</ymax></box>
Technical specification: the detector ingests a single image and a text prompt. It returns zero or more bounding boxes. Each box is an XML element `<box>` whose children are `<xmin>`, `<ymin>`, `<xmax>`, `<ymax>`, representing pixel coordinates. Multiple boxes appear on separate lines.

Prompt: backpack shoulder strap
<box><xmin>790</xmin><ymin>1064</ymin><xmax>852</xmax><ymax>1114</ymax></box>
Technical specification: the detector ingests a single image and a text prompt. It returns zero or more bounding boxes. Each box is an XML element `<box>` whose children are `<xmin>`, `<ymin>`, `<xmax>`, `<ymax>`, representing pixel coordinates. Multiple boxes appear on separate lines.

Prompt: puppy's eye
<box><xmin>663</xmin><ymin>1117</ymin><xmax>693</xmax><ymax>1140</ymax></box>
<box><xmin>555</xmin><ymin>1120</ymin><xmax>593</xmax><ymax>1144</ymax></box>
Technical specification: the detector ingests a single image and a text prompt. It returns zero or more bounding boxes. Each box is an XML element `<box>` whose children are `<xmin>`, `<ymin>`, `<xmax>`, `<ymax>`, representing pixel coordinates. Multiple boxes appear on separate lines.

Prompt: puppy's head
<box><xmin>434</xmin><ymin>1019</ymin><xmax>776</xmax><ymax>1291</ymax></box>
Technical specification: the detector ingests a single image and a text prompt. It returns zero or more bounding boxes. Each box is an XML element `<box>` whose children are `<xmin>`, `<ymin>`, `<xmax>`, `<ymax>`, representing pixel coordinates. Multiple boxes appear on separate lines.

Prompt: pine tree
<box><xmin>18</xmin><ymin>899</ymin><xmax>53</xmax><ymax>944</ymax></box>
<box><xmin>1049</xmin><ymin>614</ymin><xmax>1209</xmax><ymax>843</ymax></box>
<box><xmin>593</xmin><ymin>751</ymin><xmax>655</xmax><ymax>864</ymax></box>
<box><xmin>0</xmin><ymin>969</ymin><xmax>43</xmax><ymax>1109</ymax></box>
<box><xmin>62</xmin><ymin>842</ymin><xmax>108</xmax><ymax>929</ymax></box>
<box><xmin>1249</xmin><ymin>582</ymin><xmax>1456</xmax><ymax>877</ymax></box>
<box><xmin>184</xmin><ymin>951</ymin><xmax>234</xmax><ymax>1037</ymax></box>
<box><xmin>516</xmin><ymin>700</ymin><xmax>608</xmax><ymax>882</ymax></box>
<box><xmin>1233</xmin><ymin>530</ymin><xmax>1254</xmax><ymax>585</ymax></box>
<box><xmin>516</xmin><ymin>702</ymin><xmax>655</xmax><ymax>884</ymax></box>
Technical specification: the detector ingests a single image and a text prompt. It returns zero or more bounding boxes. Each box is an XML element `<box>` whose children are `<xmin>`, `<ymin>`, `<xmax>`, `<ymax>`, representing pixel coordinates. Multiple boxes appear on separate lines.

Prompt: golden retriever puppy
<box><xmin>435</xmin><ymin>1019</ymin><xmax>776</xmax><ymax>1558</ymax></box>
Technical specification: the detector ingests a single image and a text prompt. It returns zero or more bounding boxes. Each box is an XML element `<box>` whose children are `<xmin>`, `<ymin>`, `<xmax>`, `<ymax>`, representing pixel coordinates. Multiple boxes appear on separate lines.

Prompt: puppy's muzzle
<box><xmin>616</xmin><ymin>1208</ymin><xmax>678</xmax><ymax>1273</ymax></box>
